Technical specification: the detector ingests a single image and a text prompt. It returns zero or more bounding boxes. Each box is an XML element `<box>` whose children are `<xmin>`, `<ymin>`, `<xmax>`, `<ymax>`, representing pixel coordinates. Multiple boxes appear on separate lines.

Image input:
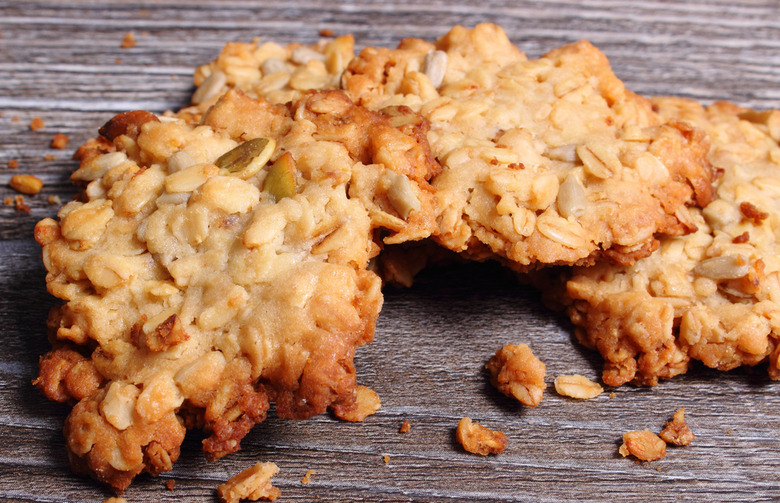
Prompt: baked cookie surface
<box><xmin>34</xmin><ymin>89</ymin><xmax>438</xmax><ymax>491</ymax></box>
<box><xmin>565</xmin><ymin>98</ymin><xmax>780</xmax><ymax>386</ymax></box>
<box><xmin>196</xmin><ymin>24</ymin><xmax>714</xmax><ymax>269</ymax></box>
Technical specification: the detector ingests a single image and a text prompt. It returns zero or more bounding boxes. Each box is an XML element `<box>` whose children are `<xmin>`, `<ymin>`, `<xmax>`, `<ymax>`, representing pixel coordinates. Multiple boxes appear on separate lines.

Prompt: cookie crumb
<box><xmin>29</xmin><ymin>117</ymin><xmax>44</xmax><ymax>131</ymax></box>
<box><xmin>383</xmin><ymin>455</ymin><xmax>390</xmax><ymax>463</ymax></box>
<box><xmin>14</xmin><ymin>194</ymin><xmax>30</xmax><ymax>213</ymax></box>
<box><xmin>554</xmin><ymin>374</ymin><xmax>603</xmax><ymax>400</ymax></box>
<box><xmin>609</xmin><ymin>392</ymin><xmax>616</xmax><ymax>399</ymax></box>
<box><xmin>486</xmin><ymin>343</ymin><xmax>546</xmax><ymax>407</ymax></box>
<box><xmin>8</xmin><ymin>159</ymin><xmax>18</xmax><ymax>169</ymax></box>
<box><xmin>165</xmin><ymin>479</ymin><xmax>176</xmax><ymax>490</ymax></box>
<box><xmin>48</xmin><ymin>195</ymin><xmax>62</xmax><ymax>206</ymax></box>
<box><xmin>115</xmin><ymin>58</ymin><xmax>122</xmax><ymax>65</ymax></box>
<box><xmin>301</xmin><ymin>469</ymin><xmax>315</xmax><ymax>484</ymax></box>
<box><xmin>51</xmin><ymin>133</ymin><xmax>69</xmax><ymax>149</ymax></box>
<box><xmin>103</xmin><ymin>498</ymin><xmax>128</xmax><ymax>503</ymax></box>
<box><xmin>12</xmin><ymin>116</ymin><xmax>19</xmax><ymax>123</ymax></box>
<box><xmin>218</xmin><ymin>462</ymin><xmax>280</xmax><ymax>503</ymax></box>
<box><xmin>399</xmin><ymin>420</ymin><xmax>411</xmax><ymax>433</ymax></box>
<box><xmin>319</xmin><ymin>28</ymin><xmax>334</xmax><ymax>37</ymax></box>
<box><xmin>659</xmin><ymin>408</ymin><xmax>694</xmax><ymax>446</ymax></box>
<box><xmin>10</xmin><ymin>174</ymin><xmax>43</xmax><ymax>194</ymax></box>
<box><xmin>121</xmin><ymin>32</ymin><xmax>136</xmax><ymax>49</ymax></box>
<box><xmin>456</xmin><ymin>417</ymin><xmax>507</xmax><ymax>456</ymax></box>
<box><xmin>619</xmin><ymin>430</ymin><xmax>667</xmax><ymax>461</ymax></box>
<box><xmin>330</xmin><ymin>385</ymin><xmax>381</xmax><ymax>422</ymax></box>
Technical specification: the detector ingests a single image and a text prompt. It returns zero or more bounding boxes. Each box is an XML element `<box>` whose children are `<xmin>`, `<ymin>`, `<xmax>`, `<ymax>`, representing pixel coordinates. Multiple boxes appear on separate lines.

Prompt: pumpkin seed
<box><xmin>215</xmin><ymin>138</ymin><xmax>275</xmax><ymax>180</ymax></box>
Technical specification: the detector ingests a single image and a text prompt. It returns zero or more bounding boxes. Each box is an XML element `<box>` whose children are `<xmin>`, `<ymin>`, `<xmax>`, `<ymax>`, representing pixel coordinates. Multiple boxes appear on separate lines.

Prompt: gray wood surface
<box><xmin>2</xmin><ymin>1</ymin><xmax>780</xmax><ymax>501</ymax></box>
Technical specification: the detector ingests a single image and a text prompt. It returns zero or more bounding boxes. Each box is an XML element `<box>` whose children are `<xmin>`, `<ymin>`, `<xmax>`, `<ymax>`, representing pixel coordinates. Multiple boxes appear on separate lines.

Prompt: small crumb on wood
<box><xmin>609</xmin><ymin>392</ymin><xmax>616</xmax><ymax>399</ymax></box>
<box><xmin>29</xmin><ymin>117</ymin><xmax>44</xmax><ymax>131</ymax></box>
<box><xmin>103</xmin><ymin>498</ymin><xmax>128</xmax><ymax>503</ymax></box>
<box><xmin>301</xmin><ymin>469</ymin><xmax>315</xmax><ymax>484</ymax></box>
<box><xmin>619</xmin><ymin>430</ymin><xmax>666</xmax><ymax>461</ymax></box>
<box><xmin>51</xmin><ymin>133</ymin><xmax>69</xmax><ymax>149</ymax></box>
<box><xmin>319</xmin><ymin>28</ymin><xmax>334</xmax><ymax>37</ymax></box>
<box><xmin>486</xmin><ymin>343</ymin><xmax>546</xmax><ymax>407</ymax></box>
<box><xmin>45</xmin><ymin>154</ymin><xmax>56</xmax><ymax>161</ymax></box>
<box><xmin>218</xmin><ymin>462</ymin><xmax>280</xmax><ymax>503</ymax></box>
<box><xmin>659</xmin><ymin>408</ymin><xmax>694</xmax><ymax>446</ymax></box>
<box><xmin>115</xmin><ymin>58</ymin><xmax>122</xmax><ymax>65</ymax></box>
<box><xmin>399</xmin><ymin>420</ymin><xmax>411</xmax><ymax>433</ymax></box>
<box><xmin>165</xmin><ymin>479</ymin><xmax>176</xmax><ymax>490</ymax></box>
<box><xmin>10</xmin><ymin>174</ymin><xmax>43</xmax><ymax>194</ymax></box>
<box><xmin>14</xmin><ymin>194</ymin><xmax>30</xmax><ymax>213</ymax></box>
<box><xmin>121</xmin><ymin>32</ymin><xmax>136</xmax><ymax>49</ymax></box>
<box><xmin>554</xmin><ymin>374</ymin><xmax>603</xmax><ymax>400</ymax></box>
<box><xmin>48</xmin><ymin>195</ymin><xmax>62</xmax><ymax>206</ymax></box>
<box><xmin>12</xmin><ymin>116</ymin><xmax>19</xmax><ymax>122</ymax></box>
<box><xmin>8</xmin><ymin>159</ymin><xmax>18</xmax><ymax>169</ymax></box>
<box><xmin>456</xmin><ymin>417</ymin><xmax>507</xmax><ymax>456</ymax></box>
<box><xmin>383</xmin><ymin>455</ymin><xmax>390</xmax><ymax>463</ymax></box>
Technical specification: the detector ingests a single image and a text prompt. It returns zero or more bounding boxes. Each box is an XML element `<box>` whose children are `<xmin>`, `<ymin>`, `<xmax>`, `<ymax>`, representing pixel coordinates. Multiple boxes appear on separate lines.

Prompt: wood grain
<box><xmin>1</xmin><ymin>1</ymin><xmax>779</xmax><ymax>501</ymax></box>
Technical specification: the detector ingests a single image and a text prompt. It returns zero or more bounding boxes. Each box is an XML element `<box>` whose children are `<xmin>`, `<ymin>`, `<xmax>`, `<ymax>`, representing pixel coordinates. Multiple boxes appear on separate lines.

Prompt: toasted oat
<box><xmin>51</xmin><ymin>133</ymin><xmax>69</xmax><ymax>149</ymax></box>
<box><xmin>218</xmin><ymin>462</ymin><xmax>281</xmax><ymax>503</ymax></box>
<box><xmin>486</xmin><ymin>343</ymin><xmax>546</xmax><ymax>407</ymax></box>
<box><xmin>331</xmin><ymin>385</ymin><xmax>381</xmax><ymax>422</ymax></box>
<box><xmin>10</xmin><ymin>174</ymin><xmax>43</xmax><ymax>195</ymax></box>
<box><xmin>553</xmin><ymin>374</ymin><xmax>603</xmax><ymax>400</ymax></box>
<box><xmin>619</xmin><ymin>429</ymin><xmax>667</xmax><ymax>461</ymax></box>
<box><xmin>456</xmin><ymin>417</ymin><xmax>507</xmax><ymax>456</ymax></box>
<box><xmin>659</xmin><ymin>408</ymin><xmax>694</xmax><ymax>446</ymax></box>
<box><xmin>121</xmin><ymin>32</ymin><xmax>136</xmax><ymax>49</ymax></box>
<box><xmin>29</xmin><ymin>117</ymin><xmax>44</xmax><ymax>131</ymax></box>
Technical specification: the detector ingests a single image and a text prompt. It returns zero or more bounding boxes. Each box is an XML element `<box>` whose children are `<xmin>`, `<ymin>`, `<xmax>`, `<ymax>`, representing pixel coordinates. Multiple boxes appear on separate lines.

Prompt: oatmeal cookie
<box><xmin>190</xmin><ymin>23</ymin><xmax>714</xmax><ymax>270</ymax></box>
<box><xmin>34</xmin><ymin>89</ymin><xmax>438</xmax><ymax>491</ymax></box>
<box><xmin>565</xmin><ymin>98</ymin><xmax>780</xmax><ymax>386</ymax></box>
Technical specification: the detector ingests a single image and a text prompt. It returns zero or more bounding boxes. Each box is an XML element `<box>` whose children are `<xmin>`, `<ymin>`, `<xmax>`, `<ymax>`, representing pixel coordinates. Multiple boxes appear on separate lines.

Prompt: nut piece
<box><xmin>10</xmin><ymin>174</ymin><xmax>43</xmax><ymax>195</ymax></box>
<box><xmin>486</xmin><ymin>343</ymin><xmax>546</xmax><ymax>407</ymax></box>
<box><xmin>330</xmin><ymin>385</ymin><xmax>381</xmax><ymax>422</ymax></box>
<box><xmin>456</xmin><ymin>417</ymin><xmax>507</xmax><ymax>456</ymax></box>
<box><xmin>263</xmin><ymin>152</ymin><xmax>297</xmax><ymax>201</ymax></box>
<box><xmin>659</xmin><ymin>408</ymin><xmax>695</xmax><ymax>446</ymax></box>
<box><xmin>422</xmin><ymin>50</ymin><xmax>448</xmax><ymax>88</ymax></box>
<box><xmin>215</xmin><ymin>138</ymin><xmax>276</xmax><ymax>180</ymax></box>
<box><xmin>218</xmin><ymin>462</ymin><xmax>281</xmax><ymax>503</ymax></box>
<box><xmin>693</xmin><ymin>254</ymin><xmax>750</xmax><ymax>280</ymax></box>
<box><xmin>192</xmin><ymin>70</ymin><xmax>227</xmax><ymax>105</ymax></box>
<box><xmin>619</xmin><ymin>430</ymin><xmax>667</xmax><ymax>461</ymax></box>
<box><xmin>99</xmin><ymin>110</ymin><xmax>160</xmax><ymax>141</ymax></box>
<box><xmin>556</xmin><ymin>173</ymin><xmax>587</xmax><ymax>218</ymax></box>
<box><xmin>554</xmin><ymin>374</ymin><xmax>603</xmax><ymax>400</ymax></box>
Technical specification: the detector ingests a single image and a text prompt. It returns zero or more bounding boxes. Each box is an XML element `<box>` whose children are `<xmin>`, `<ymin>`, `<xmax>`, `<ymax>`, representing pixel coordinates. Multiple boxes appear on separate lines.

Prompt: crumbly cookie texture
<box><xmin>486</xmin><ymin>343</ymin><xmax>546</xmax><ymax>407</ymax></box>
<box><xmin>191</xmin><ymin>23</ymin><xmax>714</xmax><ymax>270</ymax></box>
<box><xmin>218</xmin><ymin>462</ymin><xmax>281</xmax><ymax>503</ymax></box>
<box><xmin>33</xmin><ymin>89</ymin><xmax>439</xmax><ymax>491</ymax></box>
<box><xmin>455</xmin><ymin>417</ymin><xmax>507</xmax><ymax>456</ymax></box>
<box><xmin>565</xmin><ymin>98</ymin><xmax>780</xmax><ymax>386</ymax></box>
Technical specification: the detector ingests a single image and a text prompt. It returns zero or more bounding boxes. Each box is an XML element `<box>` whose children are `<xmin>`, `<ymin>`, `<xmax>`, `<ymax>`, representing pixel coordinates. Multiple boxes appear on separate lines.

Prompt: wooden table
<box><xmin>2</xmin><ymin>1</ymin><xmax>779</xmax><ymax>501</ymax></box>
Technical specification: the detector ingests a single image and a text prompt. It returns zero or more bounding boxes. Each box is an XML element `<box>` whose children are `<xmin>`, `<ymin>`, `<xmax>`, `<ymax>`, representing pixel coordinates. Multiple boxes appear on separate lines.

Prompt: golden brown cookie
<box><xmin>565</xmin><ymin>98</ymin><xmax>780</xmax><ymax>386</ymax></box>
<box><xmin>34</xmin><ymin>89</ymin><xmax>438</xmax><ymax>491</ymax></box>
